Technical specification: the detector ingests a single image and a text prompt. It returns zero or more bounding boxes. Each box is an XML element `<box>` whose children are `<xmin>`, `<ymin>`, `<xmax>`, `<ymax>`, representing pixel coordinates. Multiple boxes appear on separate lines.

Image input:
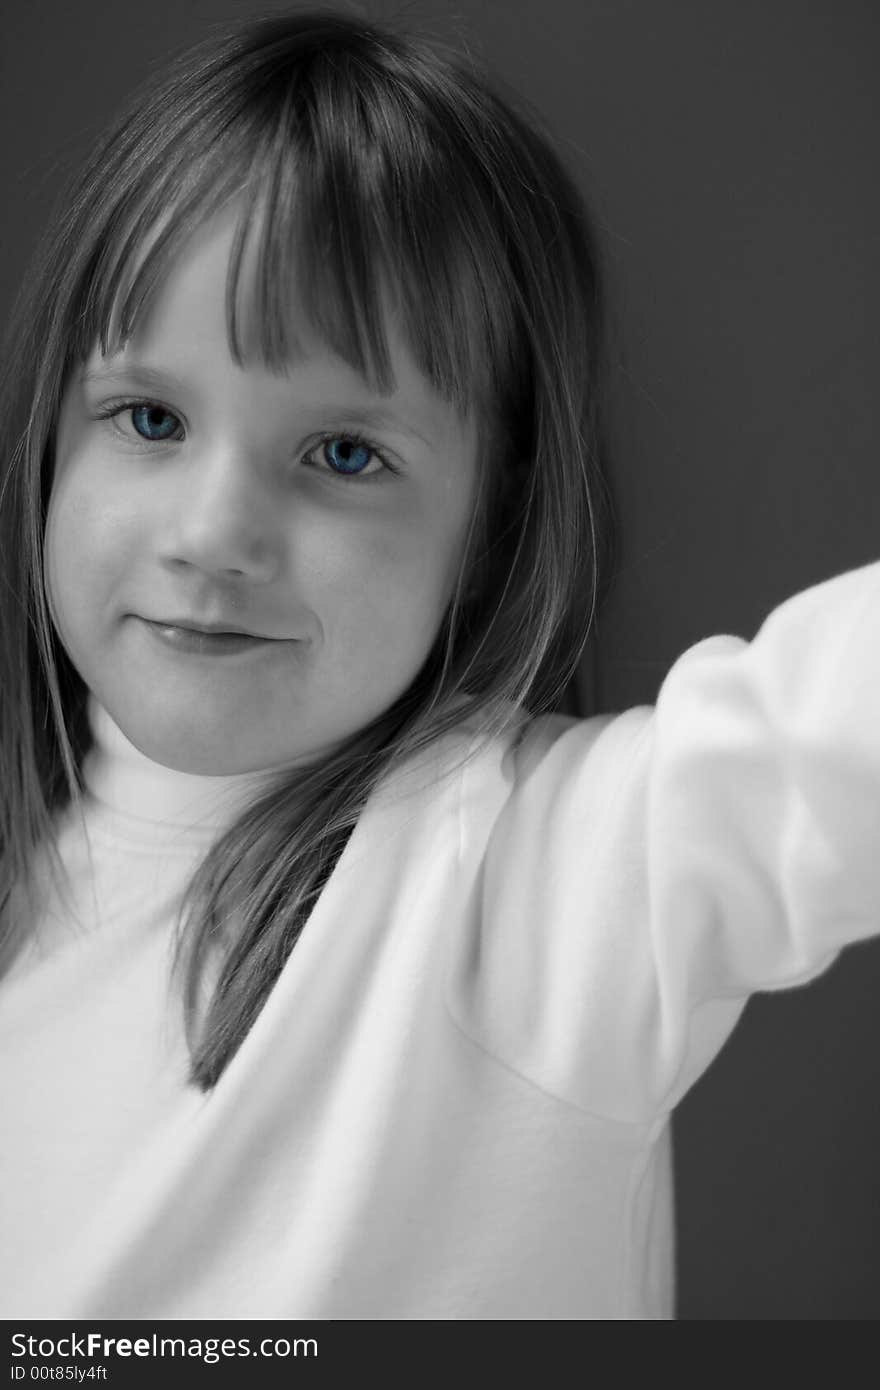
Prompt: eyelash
<box><xmin>94</xmin><ymin>399</ymin><xmax>397</xmax><ymax>480</ymax></box>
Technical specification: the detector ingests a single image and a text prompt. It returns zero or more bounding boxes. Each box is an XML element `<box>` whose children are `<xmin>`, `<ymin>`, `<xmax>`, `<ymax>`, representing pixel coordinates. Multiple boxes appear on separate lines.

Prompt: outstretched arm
<box><xmin>464</xmin><ymin>558</ymin><xmax>880</xmax><ymax>1121</ymax></box>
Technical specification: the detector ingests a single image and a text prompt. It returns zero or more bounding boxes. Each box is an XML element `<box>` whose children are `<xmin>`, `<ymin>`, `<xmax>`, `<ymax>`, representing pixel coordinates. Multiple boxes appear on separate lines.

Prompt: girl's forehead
<box><xmin>97</xmin><ymin>206</ymin><xmax>468</xmax><ymax>421</ymax></box>
<box><xmin>80</xmin><ymin>212</ymin><xmax>478</xmax><ymax>460</ymax></box>
<box><xmin>107</xmin><ymin>206</ymin><xmax>329</xmax><ymax>365</ymax></box>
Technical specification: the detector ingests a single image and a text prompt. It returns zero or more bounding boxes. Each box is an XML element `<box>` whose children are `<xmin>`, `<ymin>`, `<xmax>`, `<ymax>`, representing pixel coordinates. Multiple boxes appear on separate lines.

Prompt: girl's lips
<box><xmin>138</xmin><ymin>617</ymin><xmax>281</xmax><ymax>656</ymax></box>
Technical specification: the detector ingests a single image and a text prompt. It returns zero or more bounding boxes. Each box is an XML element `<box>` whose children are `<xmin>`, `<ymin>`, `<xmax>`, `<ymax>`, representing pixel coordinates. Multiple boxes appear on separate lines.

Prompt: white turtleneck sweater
<box><xmin>1</xmin><ymin>560</ymin><xmax>879</xmax><ymax>1320</ymax></box>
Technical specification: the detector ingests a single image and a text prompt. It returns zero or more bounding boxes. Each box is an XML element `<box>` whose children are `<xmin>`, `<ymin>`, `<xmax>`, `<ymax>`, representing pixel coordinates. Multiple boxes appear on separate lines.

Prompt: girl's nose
<box><xmin>157</xmin><ymin>451</ymin><xmax>281</xmax><ymax>584</ymax></box>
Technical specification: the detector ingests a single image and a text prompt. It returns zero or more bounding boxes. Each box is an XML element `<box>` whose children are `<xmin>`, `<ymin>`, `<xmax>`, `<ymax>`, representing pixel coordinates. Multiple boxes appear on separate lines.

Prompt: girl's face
<box><xmin>46</xmin><ymin>211</ymin><xmax>479</xmax><ymax>775</ymax></box>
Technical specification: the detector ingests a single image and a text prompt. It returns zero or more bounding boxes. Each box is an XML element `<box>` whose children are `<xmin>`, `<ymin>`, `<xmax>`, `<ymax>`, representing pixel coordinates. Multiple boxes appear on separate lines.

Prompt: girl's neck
<box><xmin>82</xmin><ymin>696</ymin><xmax>278</xmax><ymax>832</ymax></box>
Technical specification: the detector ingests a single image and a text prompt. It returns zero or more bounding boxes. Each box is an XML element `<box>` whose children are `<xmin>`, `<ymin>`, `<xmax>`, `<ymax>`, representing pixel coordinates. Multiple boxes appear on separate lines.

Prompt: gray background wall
<box><xmin>2</xmin><ymin>0</ymin><xmax>878</xmax><ymax>1317</ymax></box>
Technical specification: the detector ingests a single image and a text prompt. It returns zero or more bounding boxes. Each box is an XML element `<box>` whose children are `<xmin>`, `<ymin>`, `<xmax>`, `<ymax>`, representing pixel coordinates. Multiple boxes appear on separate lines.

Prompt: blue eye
<box><xmin>322</xmin><ymin>437</ymin><xmax>375</xmax><ymax>475</ymax></box>
<box><xmin>130</xmin><ymin>403</ymin><xmax>180</xmax><ymax>441</ymax></box>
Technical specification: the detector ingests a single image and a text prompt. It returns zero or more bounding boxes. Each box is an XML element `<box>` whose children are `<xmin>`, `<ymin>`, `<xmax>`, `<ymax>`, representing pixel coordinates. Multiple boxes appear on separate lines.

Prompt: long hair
<box><xmin>0</xmin><ymin>8</ymin><xmax>614</xmax><ymax>1086</ymax></box>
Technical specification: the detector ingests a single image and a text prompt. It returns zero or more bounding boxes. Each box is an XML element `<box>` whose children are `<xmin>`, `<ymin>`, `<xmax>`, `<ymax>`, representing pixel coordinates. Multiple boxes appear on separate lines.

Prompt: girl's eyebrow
<box><xmin>78</xmin><ymin>364</ymin><xmax>441</xmax><ymax>450</ymax></box>
<box><xmin>317</xmin><ymin>405</ymin><xmax>439</xmax><ymax>450</ymax></box>
<box><xmin>79</xmin><ymin>364</ymin><xmax>180</xmax><ymax>394</ymax></box>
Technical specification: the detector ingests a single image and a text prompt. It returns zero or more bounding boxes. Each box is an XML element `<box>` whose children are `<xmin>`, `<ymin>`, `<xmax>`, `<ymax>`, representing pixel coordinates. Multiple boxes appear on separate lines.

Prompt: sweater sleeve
<box><xmin>458</xmin><ymin>559</ymin><xmax>880</xmax><ymax>1122</ymax></box>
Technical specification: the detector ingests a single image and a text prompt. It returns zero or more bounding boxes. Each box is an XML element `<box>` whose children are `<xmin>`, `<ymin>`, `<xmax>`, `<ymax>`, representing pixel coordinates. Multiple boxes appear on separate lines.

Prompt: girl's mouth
<box><xmin>138</xmin><ymin>617</ymin><xmax>279</xmax><ymax>656</ymax></box>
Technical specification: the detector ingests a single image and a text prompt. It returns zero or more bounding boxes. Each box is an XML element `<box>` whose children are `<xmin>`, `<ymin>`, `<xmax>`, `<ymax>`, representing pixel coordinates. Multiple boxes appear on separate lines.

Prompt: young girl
<box><xmin>0</xmin><ymin>8</ymin><xmax>877</xmax><ymax>1321</ymax></box>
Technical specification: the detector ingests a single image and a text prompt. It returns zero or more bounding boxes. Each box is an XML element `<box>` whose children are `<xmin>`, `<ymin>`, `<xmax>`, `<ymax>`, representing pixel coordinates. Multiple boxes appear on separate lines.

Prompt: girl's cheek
<box><xmin>43</xmin><ymin>445</ymin><xmax>132</xmax><ymax>614</ymax></box>
<box><xmin>44</xmin><ymin>497</ymin><xmax>83</xmax><ymax>612</ymax></box>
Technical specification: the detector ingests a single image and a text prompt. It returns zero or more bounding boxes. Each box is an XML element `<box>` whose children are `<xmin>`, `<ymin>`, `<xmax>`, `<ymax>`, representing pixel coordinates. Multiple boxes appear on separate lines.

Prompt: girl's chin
<box><xmin>125</xmin><ymin>715</ymin><xmax>363</xmax><ymax>778</ymax></box>
<box><xmin>101</xmin><ymin>708</ymin><xmax>304</xmax><ymax>777</ymax></box>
